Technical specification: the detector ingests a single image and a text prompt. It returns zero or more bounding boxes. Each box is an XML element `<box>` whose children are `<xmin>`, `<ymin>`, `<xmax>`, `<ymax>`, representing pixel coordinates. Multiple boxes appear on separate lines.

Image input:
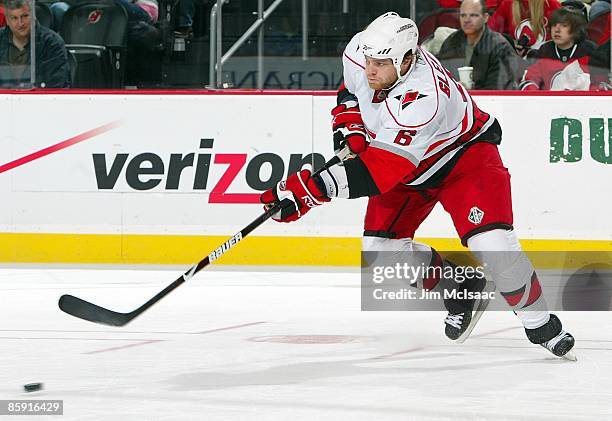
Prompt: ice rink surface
<box><xmin>1</xmin><ymin>267</ymin><xmax>611</xmax><ymax>421</ymax></box>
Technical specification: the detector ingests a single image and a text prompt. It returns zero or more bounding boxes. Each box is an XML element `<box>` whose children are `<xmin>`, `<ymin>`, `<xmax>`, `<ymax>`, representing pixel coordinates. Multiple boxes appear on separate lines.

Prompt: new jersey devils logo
<box><xmin>87</xmin><ymin>10</ymin><xmax>103</xmax><ymax>24</ymax></box>
<box><xmin>515</xmin><ymin>18</ymin><xmax>547</xmax><ymax>50</ymax></box>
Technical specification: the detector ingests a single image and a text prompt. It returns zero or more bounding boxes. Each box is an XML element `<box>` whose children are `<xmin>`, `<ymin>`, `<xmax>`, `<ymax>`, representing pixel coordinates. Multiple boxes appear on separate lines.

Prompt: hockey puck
<box><xmin>23</xmin><ymin>383</ymin><xmax>43</xmax><ymax>392</ymax></box>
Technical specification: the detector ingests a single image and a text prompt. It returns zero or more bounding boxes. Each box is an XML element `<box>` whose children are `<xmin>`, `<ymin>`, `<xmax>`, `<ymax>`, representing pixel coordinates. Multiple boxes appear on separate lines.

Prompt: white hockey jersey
<box><xmin>342</xmin><ymin>32</ymin><xmax>497</xmax><ymax>191</ymax></box>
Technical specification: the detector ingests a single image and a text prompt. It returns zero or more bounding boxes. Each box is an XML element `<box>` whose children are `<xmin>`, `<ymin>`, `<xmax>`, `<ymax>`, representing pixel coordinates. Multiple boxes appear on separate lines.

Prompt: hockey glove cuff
<box><xmin>331</xmin><ymin>103</ymin><xmax>368</xmax><ymax>161</ymax></box>
<box><xmin>260</xmin><ymin>170</ymin><xmax>330</xmax><ymax>223</ymax></box>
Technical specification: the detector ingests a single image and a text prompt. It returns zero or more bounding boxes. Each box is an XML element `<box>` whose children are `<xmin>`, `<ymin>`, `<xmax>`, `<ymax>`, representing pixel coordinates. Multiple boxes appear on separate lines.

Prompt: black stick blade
<box><xmin>58</xmin><ymin>295</ymin><xmax>133</xmax><ymax>327</ymax></box>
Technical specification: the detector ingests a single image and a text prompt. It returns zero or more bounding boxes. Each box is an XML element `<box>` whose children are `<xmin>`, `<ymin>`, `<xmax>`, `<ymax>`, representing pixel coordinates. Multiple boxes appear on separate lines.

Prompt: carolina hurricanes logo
<box><xmin>87</xmin><ymin>10</ymin><xmax>103</xmax><ymax>24</ymax></box>
<box><xmin>515</xmin><ymin>18</ymin><xmax>547</xmax><ymax>49</ymax></box>
<box><xmin>395</xmin><ymin>91</ymin><xmax>427</xmax><ymax>112</ymax></box>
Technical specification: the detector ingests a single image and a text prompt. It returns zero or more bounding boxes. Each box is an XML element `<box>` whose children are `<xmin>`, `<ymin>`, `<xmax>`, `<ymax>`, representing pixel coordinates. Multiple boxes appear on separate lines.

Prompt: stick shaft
<box><xmin>59</xmin><ymin>156</ymin><xmax>340</xmax><ymax>326</ymax></box>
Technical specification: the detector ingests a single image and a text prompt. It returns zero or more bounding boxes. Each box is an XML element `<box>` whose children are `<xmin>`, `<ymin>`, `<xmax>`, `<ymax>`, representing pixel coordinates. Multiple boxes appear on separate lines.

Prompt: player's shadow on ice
<box><xmin>166</xmin><ymin>353</ymin><xmax>554</xmax><ymax>391</ymax></box>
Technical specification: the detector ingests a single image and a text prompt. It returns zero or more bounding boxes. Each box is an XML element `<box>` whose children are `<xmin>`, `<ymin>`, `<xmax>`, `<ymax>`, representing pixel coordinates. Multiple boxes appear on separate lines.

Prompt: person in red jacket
<box><xmin>439</xmin><ymin>0</ymin><xmax>502</xmax><ymax>11</ymax></box>
<box><xmin>520</xmin><ymin>7</ymin><xmax>599</xmax><ymax>90</ymax></box>
<box><xmin>0</xmin><ymin>5</ymin><xmax>6</xmax><ymax>27</ymax></box>
<box><xmin>489</xmin><ymin>0</ymin><xmax>561</xmax><ymax>56</ymax></box>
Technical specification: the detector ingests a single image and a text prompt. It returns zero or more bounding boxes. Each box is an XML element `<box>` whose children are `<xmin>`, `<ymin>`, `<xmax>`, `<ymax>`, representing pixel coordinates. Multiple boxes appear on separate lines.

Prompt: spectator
<box><xmin>438</xmin><ymin>0</ymin><xmax>462</xmax><ymax>6</ymax></box>
<box><xmin>520</xmin><ymin>7</ymin><xmax>600</xmax><ymax>90</ymax></box>
<box><xmin>174</xmin><ymin>0</ymin><xmax>206</xmax><ymax>38</ymax></box>
<box><xmin>422</xmin><ymin>26</ymin><xmax>459</xmax><ymax>55</ymax></box>
<box><xmin>438</xmin><ymin>0</ymin><xmax>502</xmax><ymax>11</ymax></box>
<box><xmin>174</xmin><ymin>0</ymin><xmax>195</xmax><ymax>38</ymax></box>
<box><xmin>589</xmin><ymin>0</ymin><xmax>611</xmax><ymax>20</ymax></box>
<box><xmin>174</xmin><ymin>0</ymin><xmax>215</xmax><ymax>38</ymax></box>
<box><xmin>134</xmin><ymin>0</ymin><xmax>158</xmax><ymax>23</ymax></box>
<box><xmin>485</xmin><ymin>0</ymin><xmax>503</xmax><ymax>12</ymax></box>
<box><xmin>489</xmin><ymin>0</ymin><xmax>562</xmax><ymax>56</ymax></box>
<box><xmin>437</xmin><ymin>0</ymin><xmax>519</xmax><ymax>89</ymax></box>
<box><xmin>561</xmin><ymin>0</ymin><xmax>589</xmax><ymax>20</ymax></box>
<box><xmin>48</xmin><ymin>2</ymin><xmax>68</xmax><ymax>30</ymax></box>
<box><xmin>0</xmin><ymin>0</ymin><xmax>70</xmax><ymax>88</ymax></box>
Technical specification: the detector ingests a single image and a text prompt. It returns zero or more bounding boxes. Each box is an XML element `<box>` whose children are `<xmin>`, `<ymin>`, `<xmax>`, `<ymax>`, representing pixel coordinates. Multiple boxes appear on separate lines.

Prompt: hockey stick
<box><xmin>58</xmin><ymin>156</ymin><xmax>341</xmax><ymax>327</ymax></box>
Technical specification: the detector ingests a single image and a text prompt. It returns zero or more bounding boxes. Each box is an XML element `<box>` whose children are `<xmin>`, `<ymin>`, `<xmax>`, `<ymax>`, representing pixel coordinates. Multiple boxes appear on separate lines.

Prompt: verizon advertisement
<box><xmin>0</xmin><ymin>93</ymin><xmax>610</xmax><ymax>241</ymax></box>
<box><xmin>91</xmin><ymin>138</ymin><xmax>325</xmax><ymax>201</ymax></box>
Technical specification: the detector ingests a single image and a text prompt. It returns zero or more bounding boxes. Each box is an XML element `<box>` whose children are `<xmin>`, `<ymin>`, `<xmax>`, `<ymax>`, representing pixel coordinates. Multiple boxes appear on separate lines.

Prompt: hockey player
<box><xmin>260</xmin><ymin>12</ymin><xmax>575</xmax><ymax>359</ymax></box>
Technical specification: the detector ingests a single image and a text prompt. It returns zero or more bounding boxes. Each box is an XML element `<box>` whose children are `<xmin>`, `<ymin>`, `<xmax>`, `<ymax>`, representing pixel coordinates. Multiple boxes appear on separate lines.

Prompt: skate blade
<box><xmin>456</xmin><ymin>281</ymin><xmax>495</xmax><ymax>344</ymax></box>
<box><xmin>562</xmin><ymin>351</ymin><xmax>577</xmax><ymax>362</ymax></box>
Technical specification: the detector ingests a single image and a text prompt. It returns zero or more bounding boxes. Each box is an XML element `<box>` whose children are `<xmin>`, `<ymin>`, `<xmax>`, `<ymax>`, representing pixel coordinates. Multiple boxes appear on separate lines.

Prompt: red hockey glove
<box><xmin>260</xmin><ymin>170</ymin><xmax>330</xmax><ymax>223</ymax></box>
<box><xmin>331</xmin><ymin>103</ymin><xmax>368</xmax><ymax>160</ymax></box>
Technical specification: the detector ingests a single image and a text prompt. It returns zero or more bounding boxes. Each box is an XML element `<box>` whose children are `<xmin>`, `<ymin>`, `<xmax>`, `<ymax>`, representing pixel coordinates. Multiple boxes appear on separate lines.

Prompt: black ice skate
<box><xmin>443</xmin><ymin>273</ymin><xmax>494</xmax><ymax>344</ymax></box>
<box><xmin>525</xmin><ymin>314</ymin><xmax>576</xmax><ymax>361</ymax></box>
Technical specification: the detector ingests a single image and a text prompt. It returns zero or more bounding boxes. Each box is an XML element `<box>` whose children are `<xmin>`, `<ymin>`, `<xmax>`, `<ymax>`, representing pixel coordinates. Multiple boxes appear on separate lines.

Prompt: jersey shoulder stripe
<box><xmin>425</xmin><ymin>108</ymin><xmax>469</xmax><ymax>155</ymax></box>
<box><xmin>342</xmin><ymin>33</ymin><xmax>365</xmax><ymax>93</ymax></box>
<box><xmin>344</xmin><ymin>52</ymin><xmax>365</xmax><ymax>70</ymax></box>
<box><xmin>343</xmin><ymin>33</ymin><xmax>365</xmax><ymax>69</ymax></box>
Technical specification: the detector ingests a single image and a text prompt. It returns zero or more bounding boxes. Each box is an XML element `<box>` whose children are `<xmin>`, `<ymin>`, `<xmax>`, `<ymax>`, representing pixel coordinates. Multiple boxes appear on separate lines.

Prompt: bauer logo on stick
<box><xmin>209</xmin><ymin>232</ymin><xmax>243</xmax><ymax>262</ymax></box>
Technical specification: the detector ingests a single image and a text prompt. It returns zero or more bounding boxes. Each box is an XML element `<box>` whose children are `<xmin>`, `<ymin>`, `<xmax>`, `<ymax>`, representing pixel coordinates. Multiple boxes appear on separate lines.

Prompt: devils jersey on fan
<box><xmin>341</xmin><ymin>33</ymin><xmax>497</xmax><ymax>192</ymax></box>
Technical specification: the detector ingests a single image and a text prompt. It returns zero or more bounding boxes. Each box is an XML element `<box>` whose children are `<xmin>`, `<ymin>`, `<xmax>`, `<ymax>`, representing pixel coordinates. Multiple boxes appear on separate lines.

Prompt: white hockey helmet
<box><xmin>360</xmin><ymin>12</ymin><xmax>419</xmax><ymax>84</ymax></box>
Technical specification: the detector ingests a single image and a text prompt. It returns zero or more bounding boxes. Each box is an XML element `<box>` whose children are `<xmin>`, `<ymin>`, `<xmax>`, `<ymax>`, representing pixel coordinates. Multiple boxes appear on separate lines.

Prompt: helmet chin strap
<box><xmin>387</xmin><ymin>50</ymin><xmax>418</xmax><ymax>91</ymax></box>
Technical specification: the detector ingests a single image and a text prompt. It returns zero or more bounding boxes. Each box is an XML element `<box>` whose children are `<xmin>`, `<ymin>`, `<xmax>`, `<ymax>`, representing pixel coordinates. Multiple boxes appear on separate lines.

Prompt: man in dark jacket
<box><xmin>0</xmin><ymin>0</ymin><xmax>70</xmax><ymax>88</ymax></box>
<box><xmin>437</xmin><ymin>0</ymin><xmax>518</xmax><ymax>90</ymax></box>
